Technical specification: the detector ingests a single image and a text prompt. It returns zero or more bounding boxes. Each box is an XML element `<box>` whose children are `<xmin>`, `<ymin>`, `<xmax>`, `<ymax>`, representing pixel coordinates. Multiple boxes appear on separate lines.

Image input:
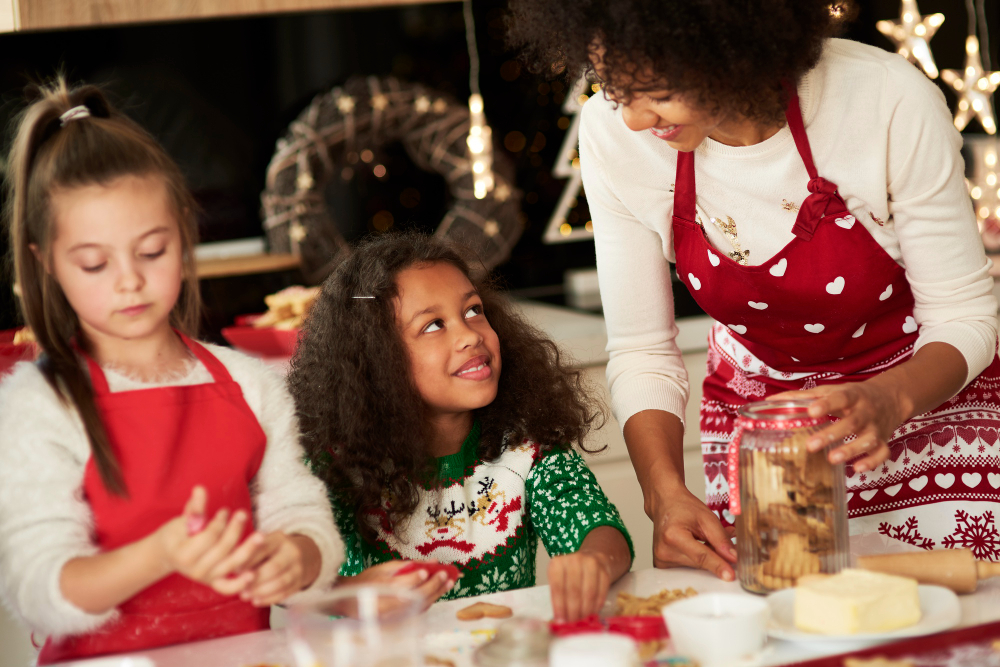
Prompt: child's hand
<box><xmin>340</xmin><ymin>560</ymin><xmax>457</xmax><ymax>610</ymax></box>
<box><xmin>548</xmin><ymin>549</ymin><xmax>613</xmax><ymax>622</ymax></box>
<box><xmin>154</xmin><ymin>486</ymin><xmax>256</xmax><ymax>595</ymax></box>
<box><xmin>237</xmin><ymin>532</ymin><xmax>322</xmax><ymax>607</ymax></box>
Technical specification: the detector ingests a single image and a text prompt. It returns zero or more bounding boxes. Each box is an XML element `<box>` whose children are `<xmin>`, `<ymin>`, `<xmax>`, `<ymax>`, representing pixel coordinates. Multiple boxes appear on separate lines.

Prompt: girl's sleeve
<box><xmin>579</xmin><ymin>98</ymin><xmax>691</xmax><ymax>430</ymax></box>
<box><xmin>526</xmin><ymin>448</ymin><xmax>634</xmax><ymax>563</ymax></box>
<box><xmin>0</xmin><ymin>363</ymin><xmax>118</xmax><ymax>638</ymax></box>
<box><xmin>883</xmin><ymin>58</ymin><xmax>999</xmax><ymax>385</ymax></box>
<box><xmin>306</xmin><ymin>453</ymin><xmax>364</xmax><ymax>578</ymax></box>
<box><xmin>211</xmin><ymin>347</ymin><xmax>345</xmax><ymax>598</ymax></box>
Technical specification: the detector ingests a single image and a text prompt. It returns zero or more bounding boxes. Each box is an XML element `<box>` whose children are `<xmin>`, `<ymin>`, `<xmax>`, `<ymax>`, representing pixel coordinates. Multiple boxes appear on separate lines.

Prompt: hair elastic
<box><xmin>59</xmin><ymin>105</ymin><xmax>91</xmax><ymax>126</ymax></box>
<box><xmin>352</xmin><ymin>296</ymin><xmax>375</xmax><ymax>299</ymax></box>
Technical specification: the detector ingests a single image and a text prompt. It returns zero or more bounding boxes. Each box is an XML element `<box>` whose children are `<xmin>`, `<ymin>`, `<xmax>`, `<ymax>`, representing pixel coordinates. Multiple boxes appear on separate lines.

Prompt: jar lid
<box><xmin>737</xmin><ymin>399</ymin><xmax>824</xmax><ymax>422</ymax></box>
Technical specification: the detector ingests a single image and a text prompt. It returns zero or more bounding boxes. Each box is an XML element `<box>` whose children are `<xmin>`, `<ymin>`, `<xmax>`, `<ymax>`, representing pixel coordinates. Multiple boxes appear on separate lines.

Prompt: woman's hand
<box><xmin>770</xmin><ymin>378</ymin><xmax>909</xmax><ymax>473</ymax></box>
<box><xmin>236</xmin><ymin>533</ymin><xmax>322</xmax><ymax>606</ymax></box>
<box><xmin>648</xmin><ymin>482</ymin><xmax>737</xmax><ymax>580</ymax></box>
<box><xmin>339</xmin><ymin>560</ymin><xmax>456</xmax><ymax>610</ymax></box>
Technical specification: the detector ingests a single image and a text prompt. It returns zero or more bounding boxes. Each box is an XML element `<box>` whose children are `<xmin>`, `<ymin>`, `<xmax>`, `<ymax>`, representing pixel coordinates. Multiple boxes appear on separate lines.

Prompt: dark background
<box><xmin>0</xmin><ymin>0</ymin><xmax>994</xmax><ymax>337</ymax></box>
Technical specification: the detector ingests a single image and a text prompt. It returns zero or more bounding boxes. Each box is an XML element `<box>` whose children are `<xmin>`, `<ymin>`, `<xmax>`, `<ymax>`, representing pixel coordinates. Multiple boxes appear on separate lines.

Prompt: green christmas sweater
<box><xmin>322</xmin><ymin>422</ymin><xmax>634</xmax><ymax>600</ymax></box>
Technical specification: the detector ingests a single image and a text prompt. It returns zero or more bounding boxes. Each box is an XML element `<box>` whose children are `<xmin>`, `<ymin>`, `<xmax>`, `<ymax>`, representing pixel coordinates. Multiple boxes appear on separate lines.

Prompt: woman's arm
<box><xmin>776</xmin><ymin>342</ymin><xmax>968</xmax><ymax>471</ymax></box>
<box><xmin>622</xmin><ymin>410</ymin><xmax>737</xmax><ymax>580</ymax></box>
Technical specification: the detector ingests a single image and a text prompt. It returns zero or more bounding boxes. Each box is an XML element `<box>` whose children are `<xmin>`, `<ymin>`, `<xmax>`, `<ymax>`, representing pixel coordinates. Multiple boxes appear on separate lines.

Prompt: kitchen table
<box><xmin>50</xmin><ymin>565</ymin><xmax>1000</xmax><ymax>667</ymax></box>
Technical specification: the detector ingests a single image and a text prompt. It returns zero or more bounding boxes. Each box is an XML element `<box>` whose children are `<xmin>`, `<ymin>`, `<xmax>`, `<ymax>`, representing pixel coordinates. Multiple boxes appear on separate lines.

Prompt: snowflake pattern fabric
<box><xmin>700</xmin><ymin>324</ymin><xmax>1000</xmax><ymax>559</ymax></box>
<box><xmin>322</xmin><ymin>422</ymin><xmax>633</xmax><ymax>600</ymax></box>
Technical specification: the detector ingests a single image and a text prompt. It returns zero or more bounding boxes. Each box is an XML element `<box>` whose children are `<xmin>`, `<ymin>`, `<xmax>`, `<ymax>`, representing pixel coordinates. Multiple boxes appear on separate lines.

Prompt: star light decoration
<box><xmin>941</xmin><ymin>36</ymin><xmax>1000</xmax><ymax>134</ymax></box>
<box><xmin>876</xmin><ymin>0</ymin><xmax>945</xmax><ymax>79</ymax></box>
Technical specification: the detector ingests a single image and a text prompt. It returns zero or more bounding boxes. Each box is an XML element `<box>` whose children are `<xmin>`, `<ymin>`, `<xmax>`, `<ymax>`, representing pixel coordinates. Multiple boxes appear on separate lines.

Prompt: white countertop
<box><xmin>52</xmin><ymin>566</ymin><xmax>1000</xmax><ymax>667</ymax></box>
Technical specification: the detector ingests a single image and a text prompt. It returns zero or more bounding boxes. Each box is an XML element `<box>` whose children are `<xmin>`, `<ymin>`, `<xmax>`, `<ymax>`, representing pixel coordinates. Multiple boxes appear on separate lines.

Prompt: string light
<box><xmin>942</xmin><ymin>1</ymin><xmax>999</xmax><ymax>134</ymax></box>
<box><xmin>876</xmin><ymin>0</ymin><xmax>945</xmax><ymax>79</ymax></box>
<box><xmin>464</xmin><ymin>0</ymin><xmax>494</xmax><ymax>199</ymax></box>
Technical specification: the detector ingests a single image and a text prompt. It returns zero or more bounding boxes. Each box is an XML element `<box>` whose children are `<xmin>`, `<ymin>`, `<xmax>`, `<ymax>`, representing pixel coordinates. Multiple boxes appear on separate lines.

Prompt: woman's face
<box><xmin>394</xmin><ymin>261</ymin><xmax>502</xmax><ymax>419</ymax></box>
<box><xmin>619</xmin><ymin>90</ymin><xmax>728</xmax><ymax>153</ymax></box>
<box><xmin>44</xmin><ymin>174</ymin><xmax>184</xmax><ymax>349</ymax></box>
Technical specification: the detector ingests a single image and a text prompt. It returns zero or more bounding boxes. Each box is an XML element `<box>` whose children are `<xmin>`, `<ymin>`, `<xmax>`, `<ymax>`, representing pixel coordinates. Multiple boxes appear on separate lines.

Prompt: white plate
<box><xmin>766</xmin><ymin>585</ymin><xmax>960</xmax><ymax>645</ymax></box>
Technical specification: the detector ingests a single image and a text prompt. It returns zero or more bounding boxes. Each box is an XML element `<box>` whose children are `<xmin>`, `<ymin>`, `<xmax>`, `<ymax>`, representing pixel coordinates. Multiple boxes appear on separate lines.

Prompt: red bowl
<box><xmin>0</xmin><ymin>329</ymin><xmax>37</xmax><ymax>376</ymax></box>
<box><xmin>221</xmin><ymin>315</ymin><xmax>300</xmax><ymax>358</ymax></box>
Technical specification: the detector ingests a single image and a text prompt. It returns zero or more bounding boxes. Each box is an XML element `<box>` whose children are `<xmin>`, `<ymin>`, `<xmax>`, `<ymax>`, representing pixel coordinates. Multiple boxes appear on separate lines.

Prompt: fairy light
<box><xmin>464</xmin><ymin>0</ymin><xmax>494</xmax><ymax>200</ymax></box>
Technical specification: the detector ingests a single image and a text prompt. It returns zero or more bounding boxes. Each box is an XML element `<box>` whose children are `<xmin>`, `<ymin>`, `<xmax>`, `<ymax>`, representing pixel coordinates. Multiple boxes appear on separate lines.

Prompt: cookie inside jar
<box><xmin>733</xmin><ymin>401</ymin><xmax>850</xmax><ymax>594</ymax></box>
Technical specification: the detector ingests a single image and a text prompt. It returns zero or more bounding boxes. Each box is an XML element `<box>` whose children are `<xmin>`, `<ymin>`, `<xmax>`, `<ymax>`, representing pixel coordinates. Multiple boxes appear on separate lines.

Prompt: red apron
<box><xmin>39</xmin><ymin>335</ymin><xmax>270</xmax><ymax>664</ymax></box>
<box><xmin>672</xmin><ymin>88</ymin><xmax>1000</xmax><ymax>558</ymax></box>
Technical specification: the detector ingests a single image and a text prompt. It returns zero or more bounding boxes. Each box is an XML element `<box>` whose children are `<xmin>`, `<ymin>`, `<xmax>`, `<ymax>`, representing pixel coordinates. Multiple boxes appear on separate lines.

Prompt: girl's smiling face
<box><xmin>45</xmin><ymin>174</ymin><xmax>184</xmax><ymax>348</ymax></box>
<box><xmin>395</xmin><ymin>261</ymin><xmax>501</xmax><ymax>419</ymax></box>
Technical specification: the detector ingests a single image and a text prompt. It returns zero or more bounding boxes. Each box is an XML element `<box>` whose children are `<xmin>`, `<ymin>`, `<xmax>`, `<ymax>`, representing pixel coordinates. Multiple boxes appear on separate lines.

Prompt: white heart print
<box><xmin>859</xmin><ymin>489</ymin><xmax>878</xmax><ymax>501</ymax></box>
<box><xmin>990</xmin><ymin>473</ymin><xmax>1000</xmax><ymax>489</ymax></box>
<box><xmin>688</xmin><ymin>273</ymin><xmax>701</xmax><ymax>290</ymax></box>
<box><xmin>834</xmin><ymin>215</ymin><xmax>856</xmax><ymax>229</ymax></box>
<box><xmin>963</xmin><ymin>473</ymin><xmax>983</xmax><ymax>488</ymax></box>
<box><xmin>748</xmin><ymin>301</ymin><xmax>768</xmax><ymax>310</ymax></box>
<box><xmin>728</xmin><ymin>324</ymin><xmax>747</xmax><ymax>335</ymax></box>
<box><xmin>902</xmin><ymin>316</ymin><xmax>917</xmax><ymax>334</ymax></box>
<box><xmin>909</xmin><ymin>476</ymin><xmax>929</xmax><ymax>492</ymax></box>
<box><xmin>721</xmin><ymin>509</ymin><xmax>735</xmax><ymax>523</ymax></box>
<box><xmin>879</xmin><ymin>285</ymin><xmax>892</xmax><ymax>301</ymax></box>
<box><xmin>852</xmin><ymin>323</ymin><xmax>866</xmax><ymax>338</ymax></box>
<box><xmin>845</xmin><ymin>492</ymin><xmax>853</xmax><ymax>503</ymax></box>
<box><xmin>804</xmin><ymin>323</ymin><xmax>825</xmax><ymax>334</ymax></box>
<box><xmin>707</xmin><ymin>250</ymin><xmax>720</xmax><ymax>267</ymax></box>
<box><xmin>769</xmin><ymin>258</ymin><xmax>787</xmax><ymax>277</ymax></box>
<box><xmin>884</xmin><ymin>484</ymin><xmax>903</xmax><ymax>497</ymax></box>
<box><xmin>935</xmin><ymin>473</ymin><xmax>955</xmax><ymax>489</ymax></box>
<box><xmin>826</xmin><ymin>276</ymin><xmax>845</xmax><ymax>295</ymax></box>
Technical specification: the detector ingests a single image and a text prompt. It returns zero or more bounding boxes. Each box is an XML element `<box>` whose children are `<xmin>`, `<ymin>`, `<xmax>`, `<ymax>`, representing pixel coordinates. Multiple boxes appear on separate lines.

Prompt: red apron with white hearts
<box><xmin>38</xmin><ymin>335</ymin><xmax>270</xmax><ymax>664</ymax></box>
<box><xmin>672</xmin><ymin>88</ymin><xmax>1000</xmax><ymax>559</ymax></box>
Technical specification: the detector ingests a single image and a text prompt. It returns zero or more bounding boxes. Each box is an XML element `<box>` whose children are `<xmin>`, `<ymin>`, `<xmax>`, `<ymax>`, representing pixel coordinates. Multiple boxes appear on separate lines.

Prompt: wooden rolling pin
<box><xmin>857</xmin><ymin>548</ymin><xmax>1000</xmax><ymax>593</ymax></box>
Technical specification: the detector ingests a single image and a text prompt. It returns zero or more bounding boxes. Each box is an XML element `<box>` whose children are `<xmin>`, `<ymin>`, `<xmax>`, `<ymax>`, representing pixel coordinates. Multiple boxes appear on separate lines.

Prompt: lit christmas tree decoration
<box><xmin>464</xmin><ymin>0</ymin><xmax>494</xmax><ymax>200</ymax></box>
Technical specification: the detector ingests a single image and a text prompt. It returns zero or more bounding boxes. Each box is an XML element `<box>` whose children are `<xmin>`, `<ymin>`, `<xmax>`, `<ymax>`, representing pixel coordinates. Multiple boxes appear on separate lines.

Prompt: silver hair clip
<box><xmin>352</xmin><ymin>296</ymin><xmax>375</xmax><ymax>299</ymax></box>
<box><xmin>59</xmin><ymin>105</ymin><xmax>91</xmax><ymax>126</ymax></box>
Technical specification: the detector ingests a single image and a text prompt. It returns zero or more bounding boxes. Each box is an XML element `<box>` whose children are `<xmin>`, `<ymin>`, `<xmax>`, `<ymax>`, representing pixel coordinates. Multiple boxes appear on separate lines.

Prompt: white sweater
<box><xmin>0</xmin><ymin>344</ymin><xmax>344</xmax><ymax>639</ymax></box>
<box><xmin>579</xmin><ymin>38</ymin><xmax>1000</xmax><ymax>429</ymax></box>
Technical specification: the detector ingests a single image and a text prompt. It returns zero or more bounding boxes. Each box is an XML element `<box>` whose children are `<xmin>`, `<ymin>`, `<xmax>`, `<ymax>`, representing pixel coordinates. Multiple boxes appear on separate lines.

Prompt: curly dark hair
<box><xmin>506</xmin><ymin>0</ymin><xmax>857</xmax><ymax>125</ymax></box>
<box><xmin>288</xmin><ymin>232</ymin><xmax>606</xmax><ymax>541</ymax></box>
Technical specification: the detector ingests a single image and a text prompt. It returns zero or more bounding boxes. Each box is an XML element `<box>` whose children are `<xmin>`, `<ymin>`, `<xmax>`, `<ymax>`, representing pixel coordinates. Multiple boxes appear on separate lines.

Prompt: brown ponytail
<box><xmin>4</xmin><ymin>78</ymin><xmax>201</xmax><ymax>496</ymax></box>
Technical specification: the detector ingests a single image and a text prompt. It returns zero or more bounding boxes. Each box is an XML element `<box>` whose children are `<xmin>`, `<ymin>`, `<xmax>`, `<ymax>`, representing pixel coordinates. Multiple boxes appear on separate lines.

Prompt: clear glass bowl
<box><xmin>286</xmin><ymin>585</ymin><xmax>425</xmax><ymax>667</ymax></box>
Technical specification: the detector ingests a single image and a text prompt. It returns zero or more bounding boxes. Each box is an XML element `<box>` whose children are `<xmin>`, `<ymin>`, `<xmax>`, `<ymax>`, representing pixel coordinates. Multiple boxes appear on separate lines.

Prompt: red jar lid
<box><xmin>549</xmin><ymin>614</ymin><xmax>605</xmax><ymax>637</ymax></box>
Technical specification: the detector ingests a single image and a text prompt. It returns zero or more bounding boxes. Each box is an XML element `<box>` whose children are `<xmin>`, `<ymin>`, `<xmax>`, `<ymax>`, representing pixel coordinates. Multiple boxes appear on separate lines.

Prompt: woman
<box><xmin>508</xmin><ymin>0</ymin><xmax>1000</xmax><ymax>581</ymax></box>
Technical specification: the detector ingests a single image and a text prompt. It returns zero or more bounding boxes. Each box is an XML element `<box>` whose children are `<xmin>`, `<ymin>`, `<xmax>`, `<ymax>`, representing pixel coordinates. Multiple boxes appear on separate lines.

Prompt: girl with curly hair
<box><xmin>508</xmin><ymin>0</ymin><xmax>1000</xmax><ymax>581</ymax></box>
<box><xmin>289</xmin><ymin>232</ymin><xmax>632</xmax><ymax>621</ymax></box>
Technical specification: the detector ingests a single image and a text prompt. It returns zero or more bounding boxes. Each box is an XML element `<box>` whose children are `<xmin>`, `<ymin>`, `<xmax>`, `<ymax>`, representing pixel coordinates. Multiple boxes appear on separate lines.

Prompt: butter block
<box><xmin>793</xmin><ymin>568</ymin><xmax>921</xmax><ymax>635</ymax></box>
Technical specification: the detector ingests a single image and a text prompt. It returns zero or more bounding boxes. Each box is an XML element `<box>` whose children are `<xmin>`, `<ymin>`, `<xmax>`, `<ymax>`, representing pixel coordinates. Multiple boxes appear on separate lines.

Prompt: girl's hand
<box><xmin>154</xmin><ymin>486</ymin><xmax>257</xmax><ymax>595</ymax></box>
<box><xmin>339</xmin><ymin>560</ymin><xmax>456</xmax><ymax>610</ymax></box>
<box><xmin>770</xmin><ymin>379</ymin><xmax>908</xmax><ymax>473</ymax></box>
<box><xmin>237</xmin><ymin>533</ymin><xmax>322</xmax><ymax>607</ymax></box>
<box><xmin>549</xmin><ymin>549</ymin><xmax>614</xmax><ymax>622</ymax></box>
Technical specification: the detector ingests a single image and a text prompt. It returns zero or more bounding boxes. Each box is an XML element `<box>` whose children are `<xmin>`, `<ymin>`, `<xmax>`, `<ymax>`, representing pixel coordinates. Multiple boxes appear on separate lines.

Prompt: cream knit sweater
<box><xmin>579</xmin><ymin>38</ymin><xmax>999</xmax><ymax>430</ymax></box>
<box><xmin>0</xmin><ymin>343</ymin><xmax>344</xmax><ymax>639</ymax></box>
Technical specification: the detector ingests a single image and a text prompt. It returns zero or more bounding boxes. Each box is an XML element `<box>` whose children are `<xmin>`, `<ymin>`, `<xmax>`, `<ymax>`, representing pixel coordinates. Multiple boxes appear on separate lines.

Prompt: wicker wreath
<box><xmin>261</xmin><ymin>76</ymin><xmax>523</xmax><ymax>283</ymax></box>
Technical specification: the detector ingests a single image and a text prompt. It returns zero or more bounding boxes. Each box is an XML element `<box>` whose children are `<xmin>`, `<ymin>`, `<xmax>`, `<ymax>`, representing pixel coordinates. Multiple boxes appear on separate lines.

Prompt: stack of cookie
<box><xmin>737</xmin><ymin>431</ymin><xmax>846</xmax><ymax>593</ymax></box>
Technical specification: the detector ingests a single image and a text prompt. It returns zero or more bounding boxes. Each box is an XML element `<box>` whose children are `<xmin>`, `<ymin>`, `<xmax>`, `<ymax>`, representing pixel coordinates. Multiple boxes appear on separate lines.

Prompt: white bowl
<box><xmin>662</xmin><ymin>592</ymin><xmax>769</xmax><ymax>667</ymax></box>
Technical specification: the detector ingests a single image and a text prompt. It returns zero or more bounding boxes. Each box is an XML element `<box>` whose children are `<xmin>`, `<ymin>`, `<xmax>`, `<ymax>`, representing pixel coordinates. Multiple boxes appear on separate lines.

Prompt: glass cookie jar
<box><xmin>733</xmin><ymin>400</ymin><xmax>850</xmax><ymax>594</ymax></box>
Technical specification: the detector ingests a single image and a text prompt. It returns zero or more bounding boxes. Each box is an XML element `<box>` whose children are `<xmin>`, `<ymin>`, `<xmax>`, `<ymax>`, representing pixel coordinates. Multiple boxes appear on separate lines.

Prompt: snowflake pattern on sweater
<box><xmin>321</xmin><ymin>422</ymin><xmax>633</xmax><ymax>600</ymax></box>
